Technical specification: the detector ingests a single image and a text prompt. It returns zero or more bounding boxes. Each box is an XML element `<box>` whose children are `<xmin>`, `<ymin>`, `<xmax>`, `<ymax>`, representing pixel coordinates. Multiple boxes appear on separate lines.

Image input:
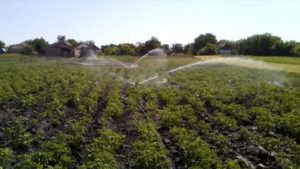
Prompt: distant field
<box><xmin>251</xmin><ymin>56</ymin><xmax>300</xmax><ymax>65</ymax></box>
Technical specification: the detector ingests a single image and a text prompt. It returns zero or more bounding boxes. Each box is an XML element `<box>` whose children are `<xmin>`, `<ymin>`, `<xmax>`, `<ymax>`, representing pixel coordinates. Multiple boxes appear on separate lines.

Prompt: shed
<box><xmin>75</xmin><ymin>43</ymin><xmax>100</xmax><ymax>57</ymax></box>
<box><xmin>45</xmin><ymin>36</ymin><xmax>75</xmax><ymax>57</ymax></box>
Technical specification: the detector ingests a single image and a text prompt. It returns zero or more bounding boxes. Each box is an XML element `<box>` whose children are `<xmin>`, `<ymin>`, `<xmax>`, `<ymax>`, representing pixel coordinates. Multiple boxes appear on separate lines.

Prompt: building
<box><xmin>75</xmin><ymin>42</ymin><xmax>100</xmax><ymax>57</ymax></box>
<box><xmin>44</xmin><ymin>36</ymin><xmax>75</xmax><ymax>57</ymax></box>
<box><xmin>7</xmin><ymin>42</ymin><xmax>28</xmax><ymax>54</ymax></box>
<box><xmin>217</xmin><ymin>44</ymin><xmax>232</xmax><ymax>55</ymax></box>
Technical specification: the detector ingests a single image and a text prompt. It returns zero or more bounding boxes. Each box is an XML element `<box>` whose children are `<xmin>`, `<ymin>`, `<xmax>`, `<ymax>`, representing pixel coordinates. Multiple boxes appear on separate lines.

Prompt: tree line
<box><xmin>1</xmin><ymin>33</ymin><xmax>299</xmax><ymax>56</ymax></box>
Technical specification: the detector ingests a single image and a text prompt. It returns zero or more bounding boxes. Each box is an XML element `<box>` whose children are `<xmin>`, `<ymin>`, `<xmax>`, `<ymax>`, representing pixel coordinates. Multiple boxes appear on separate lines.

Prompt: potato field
<box><xmin>0</xmin><ymin>55</ymin><xmax>300</xmax><ymax>169</ymax></box>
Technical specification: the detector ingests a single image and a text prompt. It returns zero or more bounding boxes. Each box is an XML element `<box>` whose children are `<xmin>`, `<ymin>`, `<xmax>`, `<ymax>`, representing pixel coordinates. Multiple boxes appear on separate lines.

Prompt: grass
<box><xmin>251</xmin><ymin>56</ymin><xmax>300</xmax><ymax>65</ymax></box>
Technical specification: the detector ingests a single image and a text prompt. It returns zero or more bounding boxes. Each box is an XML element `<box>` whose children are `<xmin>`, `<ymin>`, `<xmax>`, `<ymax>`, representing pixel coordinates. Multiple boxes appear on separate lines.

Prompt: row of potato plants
<box><xmin>167</xmin><ymin>65</ymin><xmax>300</xmax><ymax>168</ymax></box>
<box><xmin>0</xmin><ymin>61</ymin><xmax>115</xmax><ymax>168</ymax></box>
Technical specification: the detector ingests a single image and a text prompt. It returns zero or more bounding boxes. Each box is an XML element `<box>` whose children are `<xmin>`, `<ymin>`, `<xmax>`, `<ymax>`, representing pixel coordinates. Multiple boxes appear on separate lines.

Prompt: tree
<box><xmin>103</xmin><ymin>46</ymin><xmax>120</xmax><ymax>55</ymax></box>
<box><xmin>140</xmin><ymin>37</ymin><xmax>161</xmax><ymax>54</ymax></box>
<box><xmin>162</xmin><ymin>44</ymin><xmax>170</xmax><ymax>54</ymax></box>
<box><xmin>183</xmin><ymin>43</ymin><xmax>193</xmax><ymax>55</ymax></box>
<box><xmin>57</xmin><ymin>35</ymin><xmax>66</xmax><ymax>42</ymax></box>
<box><xmin>118</xmin><ymin>43</ymin><xmax>136</xmax><ymax>55</ymax></box>
<box><xmin>171</xmin><ymin>43</ymin><xmax>184</xmax><ymax>53</ymax></box>
<box><xmin>67</xmin><ymin>39</ymin><xmax>80</xmax><ymax>47</ymax></box>
<box><xmin>21</xmin><ymin>45</ymin><xmax>34</xmax><ymax>55</ymax></box>
<box><xmin>236</xmin><ymin>33</ymin><xmax>282</xmax><ymax>56</ymax></box>
<box><xmin>31</xmin><ymin>38</ymin><xmax>49</xmax><ymax>54</ymax></box>
<box><xmin>0</xmin><ymin>40</ymin><xmax>5</xmax><ymax>49</ymax></box>
<box><xmin>290</xmin><ymin>43</ymin><xmax>300</xmax><ymax>56</ymax></box>
<box><xmin>192</xmin><ymin>33</ymin><xmax>217</xmax><ymax>55</ymax></box>
<box><xmin>197</xmin><ymin>43</ymin><xmax>217</xmax><ymax>55</ymax></box>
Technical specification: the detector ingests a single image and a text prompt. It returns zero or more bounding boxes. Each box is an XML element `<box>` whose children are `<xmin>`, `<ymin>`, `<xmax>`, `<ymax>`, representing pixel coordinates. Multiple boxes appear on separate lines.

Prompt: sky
<box><xmin>1</xmin><ymin>0</ymin><xmax>300</xmax><ymax>46</ymax></box>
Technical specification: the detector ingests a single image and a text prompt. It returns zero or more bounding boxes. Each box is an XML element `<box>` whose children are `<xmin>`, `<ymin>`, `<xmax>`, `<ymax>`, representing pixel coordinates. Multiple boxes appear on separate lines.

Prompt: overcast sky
<box><xmin>1</xmin><ymin>0</ymin><xmax>299</xmax><ymax>46</ymax></box>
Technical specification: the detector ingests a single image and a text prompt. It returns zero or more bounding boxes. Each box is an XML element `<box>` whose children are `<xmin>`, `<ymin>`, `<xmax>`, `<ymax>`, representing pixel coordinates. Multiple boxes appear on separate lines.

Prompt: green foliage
<box><xmin>1</xmin><ymin>54</ymin><xmax>300</xmax><ymax>168</ymax></box>
<box><xmin>5</xmin><ymin>117</ymin><xmax>33</xmax><ymax>150</ymax></box>
<box><xmin>0</xmin><ymin>148</ymin><xmax>12</xmax><ymax>168</ymax></box>
<box><xmin>277</xmin><ymin>113</ymin><xmax>300</xmax><ymax>142</ymax></box>
<box><xmin>171</xmin><ymin>43</ymin><xmax>184</xmax><ymax>53</ymax></box>
<box><xmin>132</xmin><ymin>121</ymin><xmax>171</xmax><ymax>169</ymax></box>
<box><xmin>104</xmin><ymin>82</ymin><xmax>123</xmax><ymax>118</ymax></box>
<box><xmin>21</xmin><ymin>45</ymin><xmax>35</xmax><ymax>55</ymax></box>
<box><xmin>118</xmin><ymin>43</ymin><xmax>136</xmax><ymax>56</ymax></box>
<box><xmin>192</xmin><ymin>33</ymin><xmax>217</xmax><ymax>55</ymax></box>
<box><xmin>290</xmin><ymin>44</ymin><xmax>300</xmax><ymax>56</ymax></box>
<box><xmin>251</xmin><ymin>107</ymin><xmax>276</xmax><ymax>132</ymax></box>
<box><xmin>132</xmin><ymin>141</ymin><xmax>171</xmax><ymax>169</ymax></box>
<box><xmin>224</xmin><ymin>160</ymin><xmax>241</xmax><ymax>169</ymax></box>
<box><xmin>79</xmin><ymin>151</ymin><xmax>118</xmax><ymax>169</ymax></box>
<box><xmin>213</xmin><ymin>113</ymin><xmax>237</xmax><ymax>130</ymax></box>
<box><xmin>143</xmin><ymin>37</ymin><xmax>161</xmax><ymax>54</ymax></box>
<box><xmin>197</xmin><ymin>43</ymin><xmax>217</xmax><ymax>55</ymax></box>
<box><xmin>67</xmin><ymin>39</ymin><xmax>81</xmax><ymax>47</ymax></box>
<box><xmin>30</xmin><ymin>38</ymin><xmax>49</xmax><ymax>54</ymax></box>
<box><xmin>170</xmin><ymin>127</ymin><xmax>222</xmax><ymax>169</ymax></box>
<box><xmin>236</xmin><ymin>33</ymin><xmax>299</xmax><ymax>56</ymax></box>
<box><xmin>15</xmin><ymin>141</ymin><xmax>74</xmax><ymax>168</ymax></box>
<box><xmin>183</xmin><ymin>43</ymin><xmax>193</xmax><ymax>54</ymax></box>
<box><xmin>238</xmin><ymin>128</ymin><xmax>251</xmax><ymax>141</ymax></box>
<box><xmin>0</xmin><ymin>40</ymin><xmax>5</xmax><ymax>48</ymax></box>
<box><xmin>160</xmin><ymin>105</ymin><xmax>197</xmax><ymax>128</ymax></box>
<box><xmin>80</xmin><ymin>129</ymin><xmax>124</xmax><ymax>169</ymax></box>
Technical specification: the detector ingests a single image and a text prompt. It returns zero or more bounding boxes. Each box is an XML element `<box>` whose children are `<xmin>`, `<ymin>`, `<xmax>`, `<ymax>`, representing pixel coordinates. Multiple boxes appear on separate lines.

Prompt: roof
<box><xmin>9</xmin><ymin>42</ymin><xmax>28</xmax><ymax>49</ymax></box>
<box><xmin>50</xmin><ymin>41</ymin><xmax>74</xmax><ymax>50</ymax></box>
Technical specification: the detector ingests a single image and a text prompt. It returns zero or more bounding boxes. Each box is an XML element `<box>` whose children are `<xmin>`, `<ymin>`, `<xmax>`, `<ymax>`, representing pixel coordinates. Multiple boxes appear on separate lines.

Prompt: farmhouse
<box><xmin>75</xmin><ymin>42</ymin><xmax>100</xmax><ymax>57</ymax></box>
<box><xmin>217</xmin><ymin>44</ymin><xmax>232</xmax><ymax>55</ymax></box>
<box><xmin>45</xmin><ymin>36</ymin><xmax>75</xmax><ymax>57</ymax></box>
<box><xmin>8</xmin><ymin>42</ymin><xmax>28</xmax><ymax>54</ymax></box>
